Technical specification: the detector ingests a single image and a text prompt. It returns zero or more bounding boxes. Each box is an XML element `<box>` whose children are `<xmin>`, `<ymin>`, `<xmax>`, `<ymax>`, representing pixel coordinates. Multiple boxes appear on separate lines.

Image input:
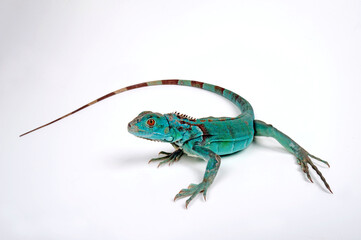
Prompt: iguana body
<box><xmin>21</xmin><ymin>79</ymin><xmax>332</xmax><ymax>208</ymax></box>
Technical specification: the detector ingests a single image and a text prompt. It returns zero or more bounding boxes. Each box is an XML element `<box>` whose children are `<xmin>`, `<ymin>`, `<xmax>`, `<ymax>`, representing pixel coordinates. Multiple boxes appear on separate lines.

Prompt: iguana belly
<box><xmin>197</xmin><ymin>115</ymin><xmax>254</xmax><ymax>155</ymax></box>
<box><xmin>203</xmin><ymin>138</ymin><xmax>253</xmax><ymax>155</ymax></box>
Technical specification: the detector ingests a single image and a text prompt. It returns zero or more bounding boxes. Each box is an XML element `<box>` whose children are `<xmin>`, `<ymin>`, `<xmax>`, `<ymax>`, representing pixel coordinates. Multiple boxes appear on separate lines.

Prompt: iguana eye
<box><xmin>146</xmin><ymin>119</ymin><xmax>155</xmax><ymax>127</ymax></box>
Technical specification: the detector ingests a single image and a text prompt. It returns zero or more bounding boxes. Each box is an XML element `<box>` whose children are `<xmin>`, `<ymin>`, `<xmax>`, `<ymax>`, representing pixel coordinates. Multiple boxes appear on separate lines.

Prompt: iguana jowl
<box><xmin>20</xmin><ymin>79</ymin><xmax>332</xmax><ymax>208</ymax></box>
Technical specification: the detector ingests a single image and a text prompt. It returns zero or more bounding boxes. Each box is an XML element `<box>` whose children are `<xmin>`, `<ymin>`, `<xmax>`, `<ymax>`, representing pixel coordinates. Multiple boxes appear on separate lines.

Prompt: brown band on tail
<box><xmin>20</xmin><ymin>79</ymin><xmax>253</xmax><ymax>137</ymax></box>
<box><xmin>161</xmin><ymin>79</ymin><xmax>179</xmax><ymax>85</ymax></box>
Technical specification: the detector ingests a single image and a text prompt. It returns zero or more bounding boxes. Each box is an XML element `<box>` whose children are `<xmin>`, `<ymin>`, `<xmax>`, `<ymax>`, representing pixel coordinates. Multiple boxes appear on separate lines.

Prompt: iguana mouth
<box><xmin>136</xmin><ymin>135</ymin><xmax>173</xmax><ymax>143</ymax></box>
<box><xmin>136</xmin><ymin>136</ymin><xmax>162</xmax><ymax>142</ymax></box>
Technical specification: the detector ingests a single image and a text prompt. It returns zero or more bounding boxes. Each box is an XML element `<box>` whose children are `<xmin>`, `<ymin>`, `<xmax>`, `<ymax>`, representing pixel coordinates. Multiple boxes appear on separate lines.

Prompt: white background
<box><xmin>1</xmin><ymin>0</ymin><xmax>361</xmax><ymax>239</ymax></box>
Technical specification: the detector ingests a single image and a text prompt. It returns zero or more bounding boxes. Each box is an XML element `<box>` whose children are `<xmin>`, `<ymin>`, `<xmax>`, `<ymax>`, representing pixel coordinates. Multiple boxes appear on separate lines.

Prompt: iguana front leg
<box><xmin>254</xmin><ymin>120</ymin><xmax>332</xmax><ymax>193</ymax></box>
<box><xmin>148</xmin><ymin>143</ymin><xmax>184</xmax><ymax>167</ymax></box>
<box><xmin>174</xmin><ymin>144</ymin><xmax>221</xmax><ymax>208</ymax></box>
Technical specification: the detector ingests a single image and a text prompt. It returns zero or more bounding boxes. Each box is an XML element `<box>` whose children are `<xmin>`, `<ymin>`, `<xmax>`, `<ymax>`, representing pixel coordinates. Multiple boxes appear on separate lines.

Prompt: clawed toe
<box><xmin>174</xmin><ymin>182</ymin><xmax>209</xmax><ymax>208</ymax></box>
<box><xmin>309</xmin><ymin>153</ymin><xmax>330</xmax><ymax>167</ymax></box>
<box><xmin>148</xmin><ymin>149</ymin><xmax>184</xmax><ymax>167</ymax></box>
<box><xmin>297</xmin><ymin>150</ymin><xmax>332</xmax><ymax>193</ymax></box>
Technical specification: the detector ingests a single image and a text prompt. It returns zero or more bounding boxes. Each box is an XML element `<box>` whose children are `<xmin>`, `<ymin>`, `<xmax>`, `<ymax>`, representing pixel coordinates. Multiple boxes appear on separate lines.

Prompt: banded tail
<box><xmin>20</xmin><ymin>79</ymin><xmax>254</xmax><ymax>137</ymax></box>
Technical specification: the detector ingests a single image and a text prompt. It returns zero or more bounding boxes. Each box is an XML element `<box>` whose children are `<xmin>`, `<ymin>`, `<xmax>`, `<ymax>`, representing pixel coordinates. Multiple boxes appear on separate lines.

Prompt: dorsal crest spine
<box><xmin>174</xmin><ymin>111</ymin><xmax>197</xmax><ymax>121</ymax></box>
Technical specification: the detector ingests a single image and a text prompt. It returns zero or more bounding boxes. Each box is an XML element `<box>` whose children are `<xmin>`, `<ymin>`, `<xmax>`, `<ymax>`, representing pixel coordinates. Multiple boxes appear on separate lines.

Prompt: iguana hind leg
<box><xmin>254</xmin><ymin>120</ymin><xmax>332</xmax><ymax>193</ymax></box>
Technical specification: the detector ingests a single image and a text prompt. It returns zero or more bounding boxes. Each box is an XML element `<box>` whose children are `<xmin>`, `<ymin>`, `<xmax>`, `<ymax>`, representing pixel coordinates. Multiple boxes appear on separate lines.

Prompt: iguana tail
<box><xmin>20</xmin><ymin>79</ymin><xmax>254</xmax><ymax>137</ymax></box>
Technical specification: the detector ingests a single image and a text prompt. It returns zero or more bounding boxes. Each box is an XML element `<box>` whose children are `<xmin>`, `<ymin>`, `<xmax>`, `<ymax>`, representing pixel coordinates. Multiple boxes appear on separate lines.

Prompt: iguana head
<box><xmin>128</xmin><ymin>111</ymin><xmax>173</xmax><ymax>142</ymax></box>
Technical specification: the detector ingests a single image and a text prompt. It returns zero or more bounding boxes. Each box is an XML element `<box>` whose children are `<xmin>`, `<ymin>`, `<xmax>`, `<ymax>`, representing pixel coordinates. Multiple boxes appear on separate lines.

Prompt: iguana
<box><xmin>20</xmin><ymin>79</ymin><xmax>332</xmax><ymax>208</ymax></box>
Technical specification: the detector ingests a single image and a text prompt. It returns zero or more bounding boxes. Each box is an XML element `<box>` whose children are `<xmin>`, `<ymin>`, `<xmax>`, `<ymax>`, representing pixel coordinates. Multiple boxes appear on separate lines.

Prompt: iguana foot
<box><xmin>296</xmin><ymin>148</ymin><xmax>332</xmax><ymax>193</ymax></box>
<box><xmin>148</xmin><ymin>149</ymin><xmax>184</xmax><ymax>167</ymax></box>
<box><xmin>174</xmin><ymin>181</ymin><xmax>210</xmax><ymax>208</ymax></box>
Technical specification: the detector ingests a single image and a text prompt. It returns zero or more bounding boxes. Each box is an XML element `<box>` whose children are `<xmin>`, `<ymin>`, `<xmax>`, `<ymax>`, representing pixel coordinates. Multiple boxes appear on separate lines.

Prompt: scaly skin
<box><xmin>20</xmin><ymin>79</ymin><xmax>332</xmax><ymax>208</ymax></box>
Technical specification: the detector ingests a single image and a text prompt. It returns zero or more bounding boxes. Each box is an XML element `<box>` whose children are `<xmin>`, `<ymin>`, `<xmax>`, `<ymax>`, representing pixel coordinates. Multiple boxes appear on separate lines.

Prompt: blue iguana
<box><xmin>20</xmin><ymin>79</ymin><xmax>332</xmax><ymax>208</ymax></box>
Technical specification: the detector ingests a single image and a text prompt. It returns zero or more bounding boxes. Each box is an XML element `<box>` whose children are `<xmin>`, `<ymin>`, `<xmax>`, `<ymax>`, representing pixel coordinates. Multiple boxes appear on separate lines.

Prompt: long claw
<box><xmin>158</xmin><ymin>158</ymin><xmax>174</xmax><ymax>167</ymax></box>
<box><xmin>296</xmin><ymin>149</ymin><xmax>332</xmax><ymax>193</ymax></box>
<box><xmin>148</xmin><ymin>156</ymin><xmax>168</xmax><ymax>164</ymax></box>
<box><xmin>307</xmin><ymin>174</ymin><xmax>314</xmax><ymax>183</ymax></box>
<box><xmin>174</xmin><ymin>194</ymin><xmax>181</xmax><ymax>201</ymax></box>
<box><xmin>309</xmin><ymin>153</ymin><xmax>330</xmax><ymax>167</ymax></box>
<box><xmin>185</xmin><ymin>193</ymin><xmax>198</xmax><ymax>208</ymax></box>
<box><xmin>302</xmin><ymin>162</ymin><xmax>313</xmax><ymax>183</ymax></box>
<box><xmin>203</xmin><ymin>190</ymin><xmax>207</xmax><ymax>201</ymax></box>
<box><xmin>307</xmin><ymin>158</ymin><xmax>333</xmax><ymax>193</ymax></box>
<box><xmin>159</xmin><ymin>151</ymin><xmax>171</xmax><ymax>155</ymax></box>
<box><xmin>174</xmin><ymin>182</ymin><xmax>209</xmax><ymax>208</ymax></box>
<box><xmin>149</xmin><ymin>149</ymin><xmax>184</xmax><ymax>167</ymax></box>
